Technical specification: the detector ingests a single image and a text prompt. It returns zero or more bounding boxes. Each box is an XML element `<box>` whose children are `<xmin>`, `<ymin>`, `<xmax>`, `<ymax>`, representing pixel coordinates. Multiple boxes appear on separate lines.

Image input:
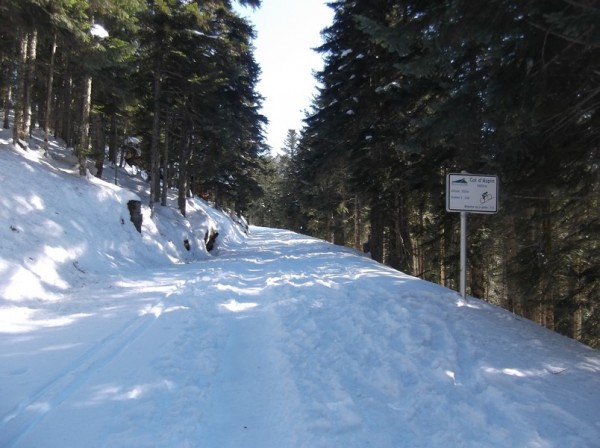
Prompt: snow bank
<box><xmin>0</xmin><ymin>129</ymin><xmax>246</xmax><ymax>302</ymax></box>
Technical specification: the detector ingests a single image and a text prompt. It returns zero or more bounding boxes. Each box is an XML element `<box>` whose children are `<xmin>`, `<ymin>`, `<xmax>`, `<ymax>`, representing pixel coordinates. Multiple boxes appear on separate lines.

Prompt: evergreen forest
<box><xmin>1</xmin><ymin>0</ymin><xmax>599</xmax><ymax>348</ymax></box>
<box><xmin>250</xmin><ymin>0</ymin><xmax>600</xmax><ymax>348</ymax></box>
<box><xmin>1</xmin><ymin>0</ymin><xmax>265</xmax><ymax>218</ymax></box>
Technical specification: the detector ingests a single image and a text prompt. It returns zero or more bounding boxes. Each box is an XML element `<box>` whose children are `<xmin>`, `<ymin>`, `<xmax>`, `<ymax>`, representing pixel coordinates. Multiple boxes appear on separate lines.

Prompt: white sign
<box><xmin>446</xmin><ymin>173</ymin><xmax>498</xmax><ymax>214</ymax></box>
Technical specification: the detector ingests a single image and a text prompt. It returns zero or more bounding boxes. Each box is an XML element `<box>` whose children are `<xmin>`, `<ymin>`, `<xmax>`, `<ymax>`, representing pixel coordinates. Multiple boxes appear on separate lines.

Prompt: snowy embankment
<box><xmin>1</xmin><ymin>131</ymin><xmax>599</xmax><ymax>447</ymax></box>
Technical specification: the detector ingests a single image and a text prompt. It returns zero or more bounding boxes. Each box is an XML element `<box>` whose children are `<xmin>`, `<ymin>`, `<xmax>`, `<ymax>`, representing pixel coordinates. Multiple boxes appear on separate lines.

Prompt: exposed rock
<box><xmin>127</xmin><ymin>200</ymin><xmax>143</xmax><ymax>233</ymax></box>
<box><xmin>205</xmin><ymin>229</ymin><xmax>219</xmax><ymax>252</ymax></box>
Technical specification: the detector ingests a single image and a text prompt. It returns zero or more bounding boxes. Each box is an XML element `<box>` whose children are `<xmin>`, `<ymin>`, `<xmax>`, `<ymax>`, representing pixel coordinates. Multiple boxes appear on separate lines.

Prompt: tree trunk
<box><xmin>109</xmin><ymin>112</ymin><xmax>118</xmax><ymax>165</ymax></box>
<box><xmin>43</xmin><ymin>32</ymin><xmax>57</xmax><ymax>156</ymax></box>
<box><xmin>469</xmin><ymin>248</ymin><xmax>486</xmax><ymax>299</ymax></box>
<box><xmin>369</xmin><ymin>201</ymin><xmax>385</xmax><ymax>263</ymax></box>
<box><xmin>439</xmin><ymin>223</ymin><xmax>446</xmax><ymax>285</ymax></box>
<box><xmin>92</xmin><ymin>112</ymin><xmax>106</xmax><ymax>178</ymax></box>
<box><xmin>56</xmin><ymin>63</ymin><xmax>74</xmax><ymax>147</ymax></box>
<box><xmin>76</xmin><ymin>74</ymin><xmax>92</xmax><ymax>176</ymax></box>
<box><xmin>161</xmin><ymin>119</ymin><xmax>170</xmax><ymax>206</ymax></box>
<box><xmin>396</xmin><ymin>192</ymin><xmax>414</xmax><ymax>273</ymax></box>
<box><xmin>177</xmin><ymin>112</ymin><xmax>194</xmax><ymax>216</ymax></box>
<box><xmin>539</xmin><ymin>200</ymin><xmax>555</xmax><ymax>330</ymax></box>
<box><xmin>3</xmin><ymin>82</ymin><xmax>11</xmax><ymax>129</ymax></box>
<box><xmin>442</xmin><ymin>213</ymin><xmax>456</xmax><ymax>290</ymax></box>
<box><xmin>150</xmin><ymin>54</ymin><xmax>162</xmax><ymax>216</ymax></box>
<box><xmin>572</xmin><ymin>306</ymin><xmax>583</xmax><ymax>341</ymax></box>
<box><xmin>13</xmin><ymin>30</ymin><xmax>27</xmax><ymax>146</ymax></box>
<box><xmin>22</xmin><ymin>29</ymin><xmax>37</xmax><ymax>139</ymax></box>
<box><xmin>64</xmin><ymin>76</ymin><xmax>74</xmax><ymax>146</ymax></box>
<box><xmin>354</xmin><ymin>195</ymin><xmax>361</xmax><ymax>250</ymax></box>
<box><xmin>415</xmin><ymin>200</ymin><xmax>425</xmax><ymax>278</ymax></box>
<box><xmin>502</xmin><ymin>216</ymin><xmax>518</xmax><ymax>313</ymax></box>
<box><xmin>331</xmin><ymin>211</ymin><xmax>345</xmax><ymax>246</ymax></box>
<box><xmin>386</xmin><ymin>191</ymin><xmax>413</xmax><ymax>272</ymax></box>
<box><xmin>177</xmin><ymin>138</ymin><xmax>192</xmax><ymax>217</ymax></box>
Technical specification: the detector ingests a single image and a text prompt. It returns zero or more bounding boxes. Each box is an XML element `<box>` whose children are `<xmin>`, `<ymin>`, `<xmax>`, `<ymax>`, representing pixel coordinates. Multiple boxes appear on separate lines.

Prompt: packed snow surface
<box><xmin>1</xmin><ymin>130</ymin><xmax>600</xmax><ymax>447</ymax></box>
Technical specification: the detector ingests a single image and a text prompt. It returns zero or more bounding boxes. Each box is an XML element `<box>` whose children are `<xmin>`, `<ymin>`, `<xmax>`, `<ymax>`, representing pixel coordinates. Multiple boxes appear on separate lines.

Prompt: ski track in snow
<box><xmin>0</xmin><ymin>277</ymin><xmax>184</xmax><ymax>447</ymax></box>
<box><xmin>1</xmin><ymin>228</ymin><xmax>600</xmax><ymax>447</ymax></box>
<box><xmin>2</xmin><ymin>312</ymin><xmax>157</xmax><ymax>446</ymax></box>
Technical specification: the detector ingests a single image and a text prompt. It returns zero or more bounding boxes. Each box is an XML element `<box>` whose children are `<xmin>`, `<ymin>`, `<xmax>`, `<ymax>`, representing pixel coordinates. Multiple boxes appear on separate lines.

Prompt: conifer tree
<box><xmin>289</xmin><ymin>0</ymin><xmax>600</xmax><ymax>346</ymax></box>
<box><xmin>136</xmin><ymin>0</ymin><xmax>264</xmax><ymax>216</ymax></box>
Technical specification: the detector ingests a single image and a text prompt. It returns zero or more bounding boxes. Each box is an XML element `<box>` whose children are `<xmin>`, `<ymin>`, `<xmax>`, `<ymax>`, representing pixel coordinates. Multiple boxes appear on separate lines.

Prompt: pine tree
<box><xmin>135</xmin><ymin>0</ymin><xmax>265</xmax><ymax>216</ymax></box>
<box><xmin>286</xmin><ymin>0</ymin><xmax>600</xmax><ymax>346</ymax></box>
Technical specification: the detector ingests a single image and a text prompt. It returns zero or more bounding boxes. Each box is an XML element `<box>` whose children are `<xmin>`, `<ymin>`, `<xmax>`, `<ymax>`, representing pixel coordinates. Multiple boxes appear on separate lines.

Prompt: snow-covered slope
<box><xmin>1</xmin><ymin>131</ymin><xmax>599</xmax><ymax>447</ymax></box>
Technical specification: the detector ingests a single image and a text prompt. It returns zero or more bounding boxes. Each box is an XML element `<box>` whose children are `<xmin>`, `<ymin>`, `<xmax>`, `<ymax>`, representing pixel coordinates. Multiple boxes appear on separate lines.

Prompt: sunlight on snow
<box><xmin>84</xmin><ymin>380</ymin><xmax>175</xmax><ymax>405</ymax></box>
<box><xmin>579</xmin><ymin>357</ymin><xmax>600</xmax><ymax>373</ymax></box>
<box><xmin>24</xmin><ymin>401</ymin><xmax>51</xmax><ymax>415</ymax></box>
<box><xmin>115</xmin><ymin>279</ymin><xmax>184</xmax><ymax>294</ymax></box>
<box><xmin>138</xmin><ymin>303</ymin><xmax>190</xmax><ymax>318</ymax></box>
<box><xmin>14</xmin><ymin>193</ymin><xmax>45</xmax><ymax>213</ymax></box>
<box><xmin>481</xmin><ymin>366</ymin><xmax>567</xmax><ymax>378</ymax></box>
<box><xmin>0</xmin><ymin>307</ymin><xmax>92</xmax><ymax>334</ymax></box>
<box><xmin>219</xmin><ymin>299</ymin><xmax>259</xmax><ymax>313</ymax></box>
<box><xmin>215</xmin><ymin>283</ymin><xmax>264</xmax><ymax>295</ymax></box>
<box><xmin>455</xmin><ymin>298</ymin><xmax>483</xmax><ymax>309</ymax></box>
<box><xmin>2</xmin><ymin>244</ymin><xmax>85</xmax><ymax>301</ymax></box>
<box><xmin>445</xmin><ymin>370</ymin><xmax>457</xmax><ymax>385</ymax></box>
<box><xmin>39</xmin><ymin>342</ymin><xmax>84</xmax><ymax>352</ymax></box>
<box><xmin>4</xmin><ymin>268</ymin><xmax>57</xmax><ymax>301</ymax></box>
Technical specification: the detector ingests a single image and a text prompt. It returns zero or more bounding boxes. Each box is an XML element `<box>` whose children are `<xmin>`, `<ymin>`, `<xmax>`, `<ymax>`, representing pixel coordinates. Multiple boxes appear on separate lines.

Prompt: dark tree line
<box><xmin>1</xmin><ymin>0</ymin><xmax>266</xmax><ymax>217</ymax></box>
<box><xmin>252</xmin><ymin>0</ymin><xmax>600</xmax><ymax>347</ymax></box>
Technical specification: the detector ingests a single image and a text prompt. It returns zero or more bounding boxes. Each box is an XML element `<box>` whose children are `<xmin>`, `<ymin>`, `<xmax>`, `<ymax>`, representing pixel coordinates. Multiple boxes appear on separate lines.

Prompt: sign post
<box><xmin>446</xmin><ymin>173</ymin><xmax>499</xmax><ymax>298</ymax></box>
<box><xmin>460</xmin><ymin>210</ymin><xmax>467</xmax><ymax>298</ymax></box>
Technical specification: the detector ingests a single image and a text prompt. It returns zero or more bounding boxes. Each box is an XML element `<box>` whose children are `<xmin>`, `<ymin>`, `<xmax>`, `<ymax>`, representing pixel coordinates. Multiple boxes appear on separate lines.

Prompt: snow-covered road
<box><xmin>2</xmin><ymin>227</ymin><xmax>600</xmax><ymax>447</ymax></box>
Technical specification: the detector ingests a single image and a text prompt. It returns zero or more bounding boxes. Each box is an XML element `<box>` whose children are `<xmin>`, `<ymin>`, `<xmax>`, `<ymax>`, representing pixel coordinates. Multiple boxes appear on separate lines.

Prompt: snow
<box><xmin>90</xmin><ymin>24</ymin><xmax>109</xmax><ymax>39</ymax></box>
<box><xmin>1</xmin><ymin>128</ymin><xmax>600</xmax><ymax>447</ymax></box>
<box><xmin>375</xmin><ymin>81</ymin><xmax>401</xmax><ymax>94</ymax></box>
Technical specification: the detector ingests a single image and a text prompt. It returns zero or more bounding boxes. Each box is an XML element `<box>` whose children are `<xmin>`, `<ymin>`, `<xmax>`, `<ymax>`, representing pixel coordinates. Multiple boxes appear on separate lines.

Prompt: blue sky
<box><xmin>236</xmin><ymin>0</ymin><xmax>334</xmax><ymax>153</ymax></box>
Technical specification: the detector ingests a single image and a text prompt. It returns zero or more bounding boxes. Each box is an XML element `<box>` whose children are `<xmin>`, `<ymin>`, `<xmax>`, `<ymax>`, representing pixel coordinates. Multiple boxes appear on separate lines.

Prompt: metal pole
<box><xmin>460</xmin><ymin>210</ymin><xmax>467</xmax><ymax>298</ymax></box>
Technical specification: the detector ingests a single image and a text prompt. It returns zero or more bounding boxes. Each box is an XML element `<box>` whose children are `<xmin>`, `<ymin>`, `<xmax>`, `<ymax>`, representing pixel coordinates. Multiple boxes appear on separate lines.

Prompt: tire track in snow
<box><xmin>195</xmin><ymin>274</ymin><xmax>304</xmax><ymax>447</ymax></box>
<box><xmin>0</xmin><ymin>309</ymin><xmax>160</xmax><ymax>447</ymax></box>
